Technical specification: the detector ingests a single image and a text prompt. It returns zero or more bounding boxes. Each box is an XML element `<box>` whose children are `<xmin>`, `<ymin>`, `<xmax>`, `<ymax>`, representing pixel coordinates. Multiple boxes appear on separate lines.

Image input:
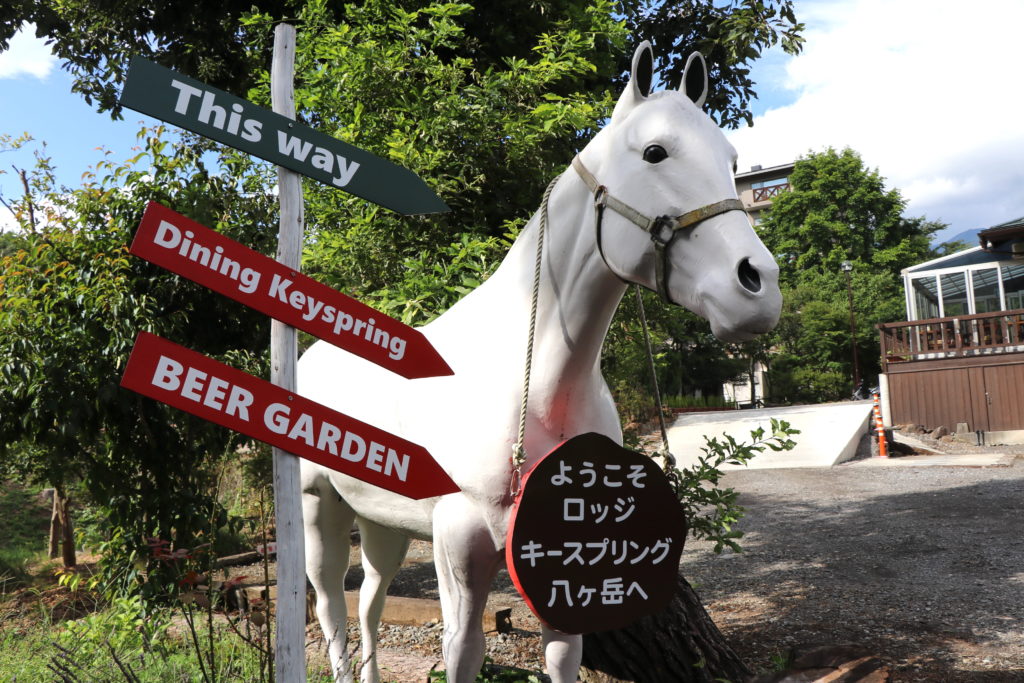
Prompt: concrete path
<box><xmin>666</xmin><ymin>401</ymin><xmax>873</xmax><ymax>470</ymax></box>
<box><xmin>843</xmin><ymin>452</ymin><xmax>1018</xmax><ymax>467</ymax></box>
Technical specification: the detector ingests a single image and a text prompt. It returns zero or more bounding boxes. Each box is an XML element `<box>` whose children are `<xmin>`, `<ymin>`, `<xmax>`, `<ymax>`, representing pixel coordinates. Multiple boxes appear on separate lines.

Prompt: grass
<box><xmin>0</xmin><ymin>621</ymin><xmax>52</xmax><ymax>681</ymax></box>
<box><xmin>0</xmin><ymin>471</ymin><xmax>348</xmax><ymax>682</ymax></box>
<box><xmin>0</xmin><ymin>476</ymin><xmax>326</xmax><ymax>682</ymax></box>
<box><xmin>0</xmin><ymin>586</ymin><xmax>338</xmax><ymax>682</ymax></box>
<box><xmin>0</xmin><ymin>482</ymin><xmax>52</xmax><ymax>592</ymax></box>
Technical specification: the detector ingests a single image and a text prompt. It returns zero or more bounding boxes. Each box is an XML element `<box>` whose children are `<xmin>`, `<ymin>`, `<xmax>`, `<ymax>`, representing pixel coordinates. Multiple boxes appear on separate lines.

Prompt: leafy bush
<box><xmin>664</xmin><ymin>394</ymin><xmax>735</xmax><ymax>410</ymax></box>
<box><xmin>666</xmin><ymin>418</ymin><xmax>798</xmax><ymax>553</ymax></box>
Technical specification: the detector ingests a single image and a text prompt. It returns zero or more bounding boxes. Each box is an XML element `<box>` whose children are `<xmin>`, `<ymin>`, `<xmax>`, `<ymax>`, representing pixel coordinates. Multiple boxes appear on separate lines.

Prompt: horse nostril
<box><xmin>737</xmin><ymin>258</ymin><xmax>762</xmax><ymax>293</ymax></box>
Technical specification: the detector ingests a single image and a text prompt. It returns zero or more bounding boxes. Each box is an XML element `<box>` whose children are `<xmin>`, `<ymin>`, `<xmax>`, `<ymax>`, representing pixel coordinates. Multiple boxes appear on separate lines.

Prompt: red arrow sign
<box><xmin>130</xmin><ymin>202</ymin><xmax>453</xmax><ymax>379</ymax></box>
<box><xmin>121</xmin><ymin>332</ymin><xmax>459</xmax><ymax>500</ymax></box>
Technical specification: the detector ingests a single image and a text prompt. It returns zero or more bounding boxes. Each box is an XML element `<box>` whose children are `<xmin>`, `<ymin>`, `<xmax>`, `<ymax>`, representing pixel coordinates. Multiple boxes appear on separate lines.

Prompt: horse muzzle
<box><xmin>699</xmin><ymin>251</ymin><xmax>782</xmax><ymax>342</ymax></box>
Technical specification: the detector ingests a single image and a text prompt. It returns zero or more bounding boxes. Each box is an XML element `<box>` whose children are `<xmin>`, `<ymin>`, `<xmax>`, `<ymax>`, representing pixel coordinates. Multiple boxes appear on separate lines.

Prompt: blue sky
<box><xmin>0</xmin><ymin>33</ymin><xmax>159</xmax><ymax>219</ymax></box>
<box><xmin>725</xmin><ymin>0</ymin><xmax>1024</xmax><ymax>244</ymax></box>
<box><xmin>3</xmin><ymin>2</ymin><xmax>1022</xmax><ymax>244</ymax></box>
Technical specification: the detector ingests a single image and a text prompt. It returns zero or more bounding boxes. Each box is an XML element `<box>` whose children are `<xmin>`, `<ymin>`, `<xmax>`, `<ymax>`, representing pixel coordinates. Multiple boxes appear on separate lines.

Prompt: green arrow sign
<box><xmin>120</xmin><ymin>56</ymin><xmax>449</xmax><ymax>216</ymax></box>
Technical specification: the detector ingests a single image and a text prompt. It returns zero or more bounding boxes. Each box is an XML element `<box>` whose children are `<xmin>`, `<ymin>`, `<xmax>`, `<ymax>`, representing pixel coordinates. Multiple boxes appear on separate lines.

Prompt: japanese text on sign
<box><xmin>505</xmin><ymin>433</ymin><xmax>687</xmax><ymax>635</ymax></box>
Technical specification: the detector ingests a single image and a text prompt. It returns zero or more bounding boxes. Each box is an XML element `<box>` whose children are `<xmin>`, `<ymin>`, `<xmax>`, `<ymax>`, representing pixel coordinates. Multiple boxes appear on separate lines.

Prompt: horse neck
<box><xmin>492</xmin><ymin>171</ymin><xmax>628</xmax><ymax>391</ymax></box>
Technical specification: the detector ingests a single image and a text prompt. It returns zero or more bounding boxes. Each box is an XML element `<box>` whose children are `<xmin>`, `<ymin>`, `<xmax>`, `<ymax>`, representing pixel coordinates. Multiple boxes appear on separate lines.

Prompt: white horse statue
<box><xmin>298</xmin><ymin>41</ymin><xmax>782</xmax><ymax>683</ymax></box>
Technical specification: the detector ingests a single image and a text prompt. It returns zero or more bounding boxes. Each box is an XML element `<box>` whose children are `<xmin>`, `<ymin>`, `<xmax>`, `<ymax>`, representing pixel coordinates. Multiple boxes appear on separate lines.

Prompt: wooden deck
<box><xmin>879</xmin><ymin>309</ymin><xmax>1024</xmax><ymax>371</ymax></box>
<box><xmin>878</xmin><ymin>310</ymin><xmax>1024</xmax><ymax>432</ymax></box>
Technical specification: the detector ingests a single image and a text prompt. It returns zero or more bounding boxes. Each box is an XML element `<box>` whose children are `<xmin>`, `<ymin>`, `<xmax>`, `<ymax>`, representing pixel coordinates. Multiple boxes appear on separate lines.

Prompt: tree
<box><xmin>0</xmin><ymin>131</ymin><xmax>276</xmax><ymax>581</ymax></box>
<box><xmin>232</xmin><ymin>0</ymin><xmax>628</xmax><ymax>319</ymax></box>
<box><xmin>2</xmin><ymin>0</ymin><xmax>801</xmax><ymax>130</ymax></box>
<box><xmin>757</xmin><ymin>148</ymin><xmax>947</xmax><ymax>401</ymax></box>
<box><xmin>624</xmin><ymin>0</ymin><xmax>804</xmax><ymax>129</ymax></box>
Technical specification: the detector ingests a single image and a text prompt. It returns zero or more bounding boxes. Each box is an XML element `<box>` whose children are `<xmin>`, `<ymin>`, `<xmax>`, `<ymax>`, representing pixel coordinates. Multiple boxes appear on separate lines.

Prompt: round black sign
<box><xmin>505</xmin><ymin>432</ymin><xmax>687</xmax><ymax>634</ymax></box>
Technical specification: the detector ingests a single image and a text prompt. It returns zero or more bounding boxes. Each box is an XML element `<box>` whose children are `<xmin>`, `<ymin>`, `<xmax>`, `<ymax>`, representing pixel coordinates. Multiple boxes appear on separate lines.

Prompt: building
<box><xmin>877</xmin><ymin>217</ymin><xmax>1024</xmax><ymax>440</ymax></box>
<box><xmin>734</xmin><ymin>162</ymin><xmax>795</xmax><ymax>225</ymax></box>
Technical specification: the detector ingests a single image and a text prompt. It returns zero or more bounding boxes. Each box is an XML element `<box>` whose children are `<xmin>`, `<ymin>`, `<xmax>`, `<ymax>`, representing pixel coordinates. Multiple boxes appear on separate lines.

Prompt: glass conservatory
<box><xmin>904</xmin><ymin>247</ymin><xmax>1024</xmax><ymax>320</ymax></box>
<box><xmin>880</xmin><ymin>218</ymin><xmax>1024</xmax><ymax>367</ymax></box>
<box><xmin>879</xmin><ymin>218</ymin><xmax>1024</xmax><ymax>436</ymax></box>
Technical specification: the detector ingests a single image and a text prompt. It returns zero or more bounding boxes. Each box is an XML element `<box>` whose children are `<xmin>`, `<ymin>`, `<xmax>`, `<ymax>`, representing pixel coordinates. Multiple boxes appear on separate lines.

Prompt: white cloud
<box><xmin>0</xmin><ymin>23</ymin><xmax>57</xmax><ymax>80</ymax></box>
<box><xmin>0</xmin><ymin>206</ymin><xmax>19</xmax><ymax>232</ymax></box>
<box><xmin>727</xmin><ymin>0</ymin><xmax>1024</xmax><ymax>240</ymax></box>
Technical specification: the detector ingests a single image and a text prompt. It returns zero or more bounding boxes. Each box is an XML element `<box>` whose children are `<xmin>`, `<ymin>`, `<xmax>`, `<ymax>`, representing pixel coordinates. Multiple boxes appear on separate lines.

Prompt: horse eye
<box><xmin>643</xmin><ymin>144</ymin><xmax>668</xmax><ymax>164</ymax></box>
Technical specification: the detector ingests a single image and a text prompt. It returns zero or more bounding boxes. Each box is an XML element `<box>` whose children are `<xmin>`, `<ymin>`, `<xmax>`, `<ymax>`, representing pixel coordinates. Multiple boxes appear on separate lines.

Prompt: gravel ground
<box><xmin>301</xmin><ymin>430</ymin><xmax>1024</xmax><ymax>682</ymax></box>
<box><xmin>684</xmin><ymin>450</ymin><xmax>1024</xmax><ymax>681</ymax></box>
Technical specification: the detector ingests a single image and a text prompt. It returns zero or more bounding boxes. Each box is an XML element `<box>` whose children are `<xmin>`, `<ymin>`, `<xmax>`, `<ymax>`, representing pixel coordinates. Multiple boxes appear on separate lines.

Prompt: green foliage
<box><xmin>664</xmin><ymin>394</ymin><xmax>734</xmax><ymax>410</ymax></box>
<box><xmin>4</xmin><ymin>1</ymin><xmax>803</xmax><ymax>132</ymax></box>
<box><xmin>238</xmin><ymin>0</ymin><xmax>627</xmax><ymax>319</ymax></box>
<box><xmin>0</xmin><ymin>131</ymin><xmax>275</xmax><ymax>595</ymax></box>
<box><xmin>625</xmin><ymin>0</ymin><xmax>804</xmax><ymax>129</ymax></box>
<box><xmin>3</xmin><ymin>610</ymin><xmax>299</xmax><ymax>683</ymax></box>
<box><xmin>142</xmin><ymin>537</ymin><xmax>273</xmax><ymax>683</ymax></box>
<box><xmin>757</xmin><ymin>148</ymin><xmax>948</xmax><ymax>401</ymax></box>
<box><xmin>0</xmin><ymin>0</ymin><xmax>291</xmax><ymax>114</ymax></box>
<box><xmin>371</xmin><ymin>230</ymin><xmax>517</xmax><ymax>325</ymax></box>
<box><xmin>0</xmin><ymin>230</ymin><xmax>27</xmax><ymax>258</ymax></box>
<box><xmin>769</xmin><ymin>650</ymin><xmax>794</xmax><ymax>672</ymax></box>
<box><xmin>55</xmin><ymin>592</ymin><xmax>173</xmax><ymax>667</ymax></box>
<box><xmin>667</xmin><ymin>418</ymin><xmax>798</xmax><ymax>553</ymax></box>
<box><xmin>761</xmin><ymin>148</ymin><xmax>940</xmax><ymax>284</ymax></box>
<box><xmin>603</xmin><ymin>289</ymin><xmax>747</xmax><ymax>426</ymax></box>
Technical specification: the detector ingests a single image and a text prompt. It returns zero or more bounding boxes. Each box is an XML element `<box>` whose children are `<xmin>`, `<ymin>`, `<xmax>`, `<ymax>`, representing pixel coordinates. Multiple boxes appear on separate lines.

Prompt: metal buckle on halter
<box><xmin>649</xmin><ymin>215</ymin><xmax>676</xmax><ymax>246</ymax></box>
<box><xmin>593</xmin><ymin>186</ymin><xmax>608</xmax><ymax>211</ymax></box>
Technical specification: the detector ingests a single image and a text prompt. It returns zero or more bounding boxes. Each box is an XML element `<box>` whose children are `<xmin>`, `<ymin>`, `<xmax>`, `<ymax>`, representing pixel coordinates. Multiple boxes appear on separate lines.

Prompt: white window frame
<box><xmin>905</xmin><ymin>262</ymin><xmax>1009</xmax><ymax>320</ymax></box>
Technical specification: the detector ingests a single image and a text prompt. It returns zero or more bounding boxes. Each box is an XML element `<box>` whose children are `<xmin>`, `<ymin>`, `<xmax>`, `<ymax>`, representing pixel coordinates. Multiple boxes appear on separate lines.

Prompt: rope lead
<box><xmin>511</xmin><ymin>175</ymin><xmax>560</xmax><ymax>496</ymax></box>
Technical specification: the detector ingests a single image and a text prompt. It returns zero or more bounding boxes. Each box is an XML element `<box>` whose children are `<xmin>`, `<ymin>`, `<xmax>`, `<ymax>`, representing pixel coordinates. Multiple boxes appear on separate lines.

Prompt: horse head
<box><xmin>575</xmin><ymin>41</ymin><xmax>782</xmax><ymax>341</ymax></box>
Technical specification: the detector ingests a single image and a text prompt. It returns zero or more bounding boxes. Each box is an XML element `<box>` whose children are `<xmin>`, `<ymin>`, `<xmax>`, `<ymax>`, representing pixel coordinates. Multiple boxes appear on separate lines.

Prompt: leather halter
<box><xmin>571</xmin><ymin>155</ymin><xmax>745</xmax><ymax>304</ymax></box>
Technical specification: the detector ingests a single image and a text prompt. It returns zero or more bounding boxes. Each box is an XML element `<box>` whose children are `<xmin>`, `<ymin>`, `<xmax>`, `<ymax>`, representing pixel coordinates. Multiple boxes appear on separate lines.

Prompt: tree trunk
<box><xmin>580</xmin><ymin>573</ymin><xmax>750</xmax><ymax>683</ymax></box>
<box><xmin>60</xmin><ymin>491</ymin><xmax>76</xmax><ymax>568</ymax></box>
<box><xmin>48</xmin><ymin>492</ymin><xmax>61</xmax><ymax>559</ymax></box>
<box><xmin>749</xmin><ymin>356</ymin><xmax>757</xmax><ymax>407</ymax></box>
<box><xmin>50</xmin><ymin>485</ymin><xmax>76</xmax><ymax>568</ymax></box>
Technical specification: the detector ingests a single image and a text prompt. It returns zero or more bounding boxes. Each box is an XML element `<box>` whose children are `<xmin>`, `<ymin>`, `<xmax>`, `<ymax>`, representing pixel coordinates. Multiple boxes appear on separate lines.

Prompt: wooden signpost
<box><xmin>117</xmin><ymin>24</ymin><xmax>451</xmax><ymax>682</ymax></box>
<box><xmin>506</xmin><ymin>433</ymin><xmax>686</xmax><ymax>634</ymax></box>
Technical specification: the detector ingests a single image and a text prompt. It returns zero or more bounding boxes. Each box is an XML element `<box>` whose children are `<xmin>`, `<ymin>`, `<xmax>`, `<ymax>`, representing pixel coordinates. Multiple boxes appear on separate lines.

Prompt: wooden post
<box><xmin>271</xmin><ymin>22</ymin><xmax>307</xmax><ymax>683</ymax></box>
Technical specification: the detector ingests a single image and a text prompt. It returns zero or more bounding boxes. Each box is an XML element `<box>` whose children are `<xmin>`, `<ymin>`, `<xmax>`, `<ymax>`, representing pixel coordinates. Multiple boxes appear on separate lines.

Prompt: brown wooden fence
<box><xmin>879</xmin><ymin>309</ymin><xmax>1024</xmax><ymax>433</ymax></box>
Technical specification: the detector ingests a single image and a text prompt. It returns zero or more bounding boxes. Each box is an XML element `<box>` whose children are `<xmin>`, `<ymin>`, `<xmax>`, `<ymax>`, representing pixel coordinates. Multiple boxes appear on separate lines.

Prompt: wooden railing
<box><xmin>751</xmin><ymin>183</ymin><xmax>790</xmax><ymax>202</ymax></box>
<box><xmin>878</xmin><ymin>309</ymin><xmax>1024</xmax><ymax>370</ymax></box>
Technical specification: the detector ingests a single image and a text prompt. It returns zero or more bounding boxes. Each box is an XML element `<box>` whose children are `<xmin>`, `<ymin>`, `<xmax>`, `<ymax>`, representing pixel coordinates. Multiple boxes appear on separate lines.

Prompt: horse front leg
<box><xmin>432</xmin><ymin>494</ymin><xmax>503</xmax><ymax>683</ymax></box>
<box><xmin>542</xmin><ymin>626</ymin><xmax>583</xmax><ymax>683</ymax></box>
<box><xmin>353</xmin><ymin>518</ymin><xmax>409</xmax><ymax>683</ymax></box>
<box><xmin>303</xmin><ymin>473</ymin><xmax>357</xmax><ymax>683</ymax></box>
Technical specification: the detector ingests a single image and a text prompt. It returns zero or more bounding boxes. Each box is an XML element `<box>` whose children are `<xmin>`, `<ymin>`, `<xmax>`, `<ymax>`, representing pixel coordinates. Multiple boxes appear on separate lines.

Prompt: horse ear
<box><xmin>681</xmin><ymin>52</ymin><xmax>708</xmax><ymax>108</ymax></box>
<box><xmin>613</xmin><ymin>41</ymin><xmax>654</xmax><ymax>120</ymax></box>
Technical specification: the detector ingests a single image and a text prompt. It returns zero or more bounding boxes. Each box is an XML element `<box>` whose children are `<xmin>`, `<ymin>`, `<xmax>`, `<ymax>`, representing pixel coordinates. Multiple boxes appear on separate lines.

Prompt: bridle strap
<box><xmin>572</xmin><ymin>157</ymin><xmax>656</xmax><ymax>232</ymax></box>
<box><xmin>571</xmin><ymin>155</ymin><xmax>744</xmax><ymax>304</ymax></box>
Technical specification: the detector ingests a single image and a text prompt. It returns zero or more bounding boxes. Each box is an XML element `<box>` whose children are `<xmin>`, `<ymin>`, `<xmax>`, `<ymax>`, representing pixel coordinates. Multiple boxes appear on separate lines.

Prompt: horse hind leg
<box><xmin>303</xmin><ymin>475</ymin><xmax>357</xmax><ymax>683</ymax></box>
<box><xmin>353</xmin><ymin>518</ymin><xmax>410</xmax><ymax>683</ymax></box>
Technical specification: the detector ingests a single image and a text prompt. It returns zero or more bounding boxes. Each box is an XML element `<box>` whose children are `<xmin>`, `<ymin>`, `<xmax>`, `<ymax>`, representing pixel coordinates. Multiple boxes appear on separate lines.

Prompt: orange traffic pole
<box><xmin>873</xmin><ymin>393</ymin><xmax>889</xmax><ymax>458</ymax></box>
